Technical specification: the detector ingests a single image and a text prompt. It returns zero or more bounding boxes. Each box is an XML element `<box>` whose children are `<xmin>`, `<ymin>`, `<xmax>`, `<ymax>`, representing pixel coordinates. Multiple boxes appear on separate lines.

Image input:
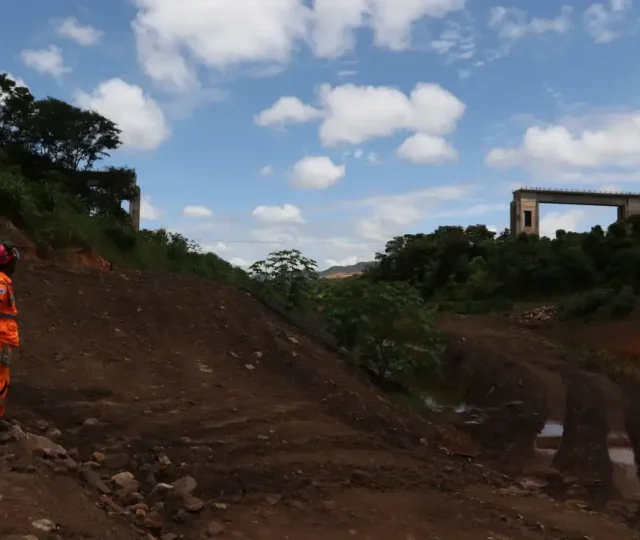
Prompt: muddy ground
<box><xmin>0</xmin><ymin>261</ymin><xmax>639</xmax><ymax>539</ymax></box>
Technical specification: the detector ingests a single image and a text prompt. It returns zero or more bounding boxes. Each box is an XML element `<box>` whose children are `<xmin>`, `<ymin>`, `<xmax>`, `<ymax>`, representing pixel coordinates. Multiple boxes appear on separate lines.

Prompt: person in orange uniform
<box><xmin>0</xmin><ymin>241</ymin><xmax>20</xmax><ymax>419</ymax></box>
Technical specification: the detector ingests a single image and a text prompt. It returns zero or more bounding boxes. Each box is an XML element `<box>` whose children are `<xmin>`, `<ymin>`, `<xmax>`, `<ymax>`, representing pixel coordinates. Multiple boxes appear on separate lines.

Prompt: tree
<box><xmin>322</xmin><ymin>277</ymin><xmax>443</xmax><ymax>381</ymax></box>
<box><xmin>29</xmin><ymin>97</ymin><xmax>121</xmax><ymax>170</ymax></box>
<box><xmin>249</xmin><ymin>249</ymin><xmax>318</xmax><ymax>308</ymax></box>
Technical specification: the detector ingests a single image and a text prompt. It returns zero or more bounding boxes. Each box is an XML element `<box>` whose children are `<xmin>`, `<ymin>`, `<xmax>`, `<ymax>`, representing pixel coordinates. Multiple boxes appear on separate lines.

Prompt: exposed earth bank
<box><xmin>0</xmin><ymin>262</ymin><xmax>639</xmax><ymax>539</ymax></box>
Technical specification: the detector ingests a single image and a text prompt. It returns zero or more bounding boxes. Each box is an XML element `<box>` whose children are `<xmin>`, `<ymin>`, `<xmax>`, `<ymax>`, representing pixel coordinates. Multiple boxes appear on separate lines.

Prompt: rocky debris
<box><xmin>112</xmin><ymin>471</ymin><xmax>140</xmax><ymax>491</ymax></box>
<box><xmin>31</xmin><ymin>518</ymin><xmax>56</xmax><ymax>532</ymax></box>
<box><xmin>203</xmin><ymin>521</ymin><xmax>225</xmax><ymax>537</ymax></box>
<box><xmin>104</xmin><ymin>452</ymin><xmax>130</xmax><ymax>470</ymax></box>
<box><xmin>513</xmin><ymin>305</ymin><xmax>556</xmax><ymax>327</ymax></box>
<box><xmin>80</xmin><ymin>464</ymin><xmax>112</xmax><ymax>494</ymax></box>
<box><xmin>82</xmin><ymin>417</ymin><xmax>100</xmax><ymax>427</ymax></box>
<box><xmin>171</xmin><ymin>475</ymin><xmax>197</xmax><ymax>495</ymax></box>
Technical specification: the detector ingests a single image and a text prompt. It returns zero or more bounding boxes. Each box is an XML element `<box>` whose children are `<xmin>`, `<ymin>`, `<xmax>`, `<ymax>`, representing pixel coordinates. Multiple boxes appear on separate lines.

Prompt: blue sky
<box><xmin>2</xmin><ymin>0</ymin><xmax>640</xmax><ymax>269</ymax></box>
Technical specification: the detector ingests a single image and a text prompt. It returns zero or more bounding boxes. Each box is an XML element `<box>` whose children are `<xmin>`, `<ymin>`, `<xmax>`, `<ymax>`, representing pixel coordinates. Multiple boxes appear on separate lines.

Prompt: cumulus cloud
<box><xmin>254</xmin><ymin>96</ymin><xmax>323</xmax><ymax>127</ymax></box>
<box><xmin>289</xmin><ymin>155</ymin><xmax>345</xmax><ymax>189</ymax></box>
<box><xmin>131</xmin><ymin>0</ymin><xmax>467</xmax><ymax>90</ymax></box>
<box><xmin>141</xmin><ymin>196</ymin><xmax>162</xmax><ymax>220</ymax></box>
<box><xmin>396</xmin><ymin>133</ymin><xmax>457</xmax><ymax>164</ymax></box>
<box><xmin>485</xmin><ymin>112</ymin><xmax>640</xmax><ymax>170</ymax></box>
<box><xmin>488</xmin><ymin>5</ymin><xmax>573</xmax><ymax>42</ymax></box>
<box><xmin>539</xmin><ymin>209</ymin><xmax>587</xmax><ymax>238</ymax></box>
<box><xmin>183</xmin><ymin>206</ymin><xmax>213</xmax><ymax>218</ymax></box>
<box><xmin>252</xmin><ymin>203</ymin><xmax>305</xmax><ymax>224</ymax></box>
<box><xmin>75</xmin><ymin>78</ymin><xmax>170</xmax><ymax>151</ymax></box>
<box><xmin>54</xmin><ymin>17</ymin><xmax>103</xmax><ymax>46</ymax></box>
<box><xmin>583</xmin><ymin>0</ymin><xmax>632</xmax><ymax>43</ymax></box>
<box><xmin>318</xmin><ymin>82</ymin><xmax>465</xmax><ymax>146</ymax></box>
<box><xmin>325</xmin><ymin>255</ymin><xmax>364</xmax><ymax>267</ymax></box>
<box><xmin>20</xmin><ymin>45</ymin><xmax>71</xmax><ymax>78</ymax></box>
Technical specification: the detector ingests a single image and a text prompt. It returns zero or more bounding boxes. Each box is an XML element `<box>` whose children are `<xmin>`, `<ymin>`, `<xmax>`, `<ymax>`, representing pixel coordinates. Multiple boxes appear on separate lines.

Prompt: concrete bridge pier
<box><xmin>511</xmin><ymin>188</ymin><xmax>640</xmax><ymax>237</ymax></box>
<box><xmin>128</xmin><ymin>185</ymin><xmax>141</xmax><ymax>231</ymax></box>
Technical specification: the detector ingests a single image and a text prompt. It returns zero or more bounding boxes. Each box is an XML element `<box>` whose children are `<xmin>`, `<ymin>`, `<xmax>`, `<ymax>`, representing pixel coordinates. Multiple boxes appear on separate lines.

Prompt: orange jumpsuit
<box><xmin>0</xmin><ymin>271</ymin><xmax>19</xmax><ymax>418</ymax></box>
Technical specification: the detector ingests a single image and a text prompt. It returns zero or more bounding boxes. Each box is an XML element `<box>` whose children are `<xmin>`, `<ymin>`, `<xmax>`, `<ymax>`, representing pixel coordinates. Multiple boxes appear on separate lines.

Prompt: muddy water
<box><xmin>535</xmin><ymin>421</ymin><xmax>640</xmax><ymax>500</ymax></box>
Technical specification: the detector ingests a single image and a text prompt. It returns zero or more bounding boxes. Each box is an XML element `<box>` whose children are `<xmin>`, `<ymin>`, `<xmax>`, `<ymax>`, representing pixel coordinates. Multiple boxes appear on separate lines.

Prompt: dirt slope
<box><xmin>0</xmin><ymin>262</ymin><xmax>637</xmax><ymax>539</ymax></box>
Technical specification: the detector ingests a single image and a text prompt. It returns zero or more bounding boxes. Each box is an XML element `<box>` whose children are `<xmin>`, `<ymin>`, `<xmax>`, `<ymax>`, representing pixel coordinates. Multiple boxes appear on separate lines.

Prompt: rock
<box><xmin>35</xmin><ymin>419</ymin><xmax>49</xmax><ymax>431</ymax></box>
<box><xmin>80</xmin><ymin>465</ymin><xmax>112</xmax><ymax>494</ymax></box>
<box><xmin>288</xmin><ymin>336</ymin><xmax>299</xmax><ymax>344</ymax></box>
<box><xmin>83</xmin><ymin>418</ymin><xmax>100</xmax><ymax>427</ymax></box>
<box><xmin>149</xmin><ymin>482</ymin><xmax>175</xmax><ymax>502</ymax></box>
<box><xmin>204</xmin><ymin>521</ymin><xmax>225</xmax><ymax>537</ymax></box>
<box><xmin>45</xmin><ymin>428</ymin><xmax>62</xmax><ymax>439</ymax></box>
<box><xmin>515</xmin><ymin>477</ymin><xmax>548</xmax><ymax>492</ymax></box>
<box><xmin>244</xmin><ymin>364</ymin><xmax>255</xmax><ymax>371</ymax></box>
<box><xmin>144</xmin><ymin>511</ymin><xmax>164</xmax><ymax>530</ymax></box>
<box><xmin>112</xmin><ymin>471</ymin><xmax>140</xmax><ymax>490</ymax></box>
<box><xmin>171</xmin><ymin>475</ymin><xmax>197</xmax><ymax>495</ymax></box>
<box><xmin>0</xmin><ymin>432</ymin><xmax>12</xmax><ymax>444</ymax></box>
<box><xmin>92</xmin><ymin>451</ymin><xmax>106</xmax><ymax>464</ymax></box>
<box><xmin>183</xmin><ymin>494</ymin><xmax>205</xmax><ymax>512</ymax></box>
<box><xmin>116</xmin><ymin>483</ymin><xmax>143</xmax><ymax>506</ymax></box>
<box><xmin>162</xmin><ymin>534</ymin><xmax>179</xmax><ymax>540</ymax></box>
<box><xmin>213</xmin><ymin>503</ymin><xmax>228</xmax><ymax>511</ymax></box>
<box><xmin>23</xmin><ymin>434</ymin><xmax>67</xmax><ymax>459</ymax></box>
<box><xmin>266</xmin><ymin>494</ymin><xmax>282</xmax><ymax>506</ymax></box>
<box><xmin>158</xmin><ymin>454</ymin><xmax>172</xmax><ymax>467</ymax></box>
<box><xmin>104</xmin><ymin>452</ymin><xmax>130</xmax><ymax>470</ymax></box>
<box><xmin>31</xmin><ymin>518</ymin><xmax>55</xmax><ymax>532</ymax></box>
<box><xmin>9</xmin><ymin>425</ymin><xmax>26</xmax><ymax>441</ymax></box>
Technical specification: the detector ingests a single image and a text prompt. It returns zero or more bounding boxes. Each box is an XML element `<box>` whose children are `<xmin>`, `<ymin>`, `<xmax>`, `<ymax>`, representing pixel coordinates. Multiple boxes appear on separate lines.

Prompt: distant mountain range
<box><xmin>318</xmin><ymin>261</ymin><xmax>375</xmax><ymax>278</ymax></box>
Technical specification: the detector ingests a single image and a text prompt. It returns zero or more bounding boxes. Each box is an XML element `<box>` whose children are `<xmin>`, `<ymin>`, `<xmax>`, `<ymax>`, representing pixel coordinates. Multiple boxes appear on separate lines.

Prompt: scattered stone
<box><xmin>244</xmin><ymin>364</ymin><xmax>255</xmax><ymax>371</ymax></box>
<box><xmin>31</xmin><ymin>518</ymin><xmax>55</xmax><ymax>532</ymax></box>
<box><xmin>171</xmin><ymin>475</ymin><xmax>197</xmax><ymax>495</ymax></box>
<box><xmin>45</xmin><ymin>427</ymin><xmax>62</xmax><ymax>439</ymax></box>
<box><xmin>23</xmin><ymin>433</ymin><xmax>67</xmax><ymax>459</ymax></box>
<box><xmin>288</xmin><ymin>336</ymin><xmax>299</xmax><ymax>344</ymax></box>
<box><xmin>83</xmin><ymin>418</ymin><xmax>100</xmax><ymax>427</ymax></box>
<box><xmin>183</xmin><ymin>494</ymin><xmax>205</xmax><ymax>512</ymax></box>
<box><xmin>80</xmin><ymin>465</ymin><xmax>112</xmax><ymax>494</ymax></box>
<box><xmin>204</xmin><ymin>521</ymin><xmax>225</xmax><ymax>537</ymax></box>
<box><xmin>9</xmin><ymin>425</ymin><xmax>26</xmax><ymax>441</ymax></box>
<box><xmin>266</xmin><ymin>494</ymin><xmax>282</xmax><ymax>506</ymax></box>
<box><xmin>112</xmin><ymin>471</ymin><xmax>140</xmax><ymax>490</ymax></box>
<box><xmin>92</xmin><ymin>451</ymin><xmax>106</xmax><ymax>464</ymax></box>
<box><xmin>144</xmin><ymin>511</ymin><xmax>164</xmax><ymax>531</ymax></box>
<box><xmin>213</xmin><ymin>503</ymin><xmax>228</xmax><ymax>511</ymax></box>
<box><xmin>158</xmin><ymin>454</ymin><xmax>172</xmax><ymax>467</ymax></box>
<box><xmin>516</xmin><ymin>477</ymin><xmax>548</xmax><ymax>492</ymax></box>
<box><xmin>162</xmin><ymin>534</ymin><xmax>179</xmax><ymax>540</ymax></box>
<box><xmin>257</xmin><ymin>435</ymin><xmax>269</xmax><ymax>441</ymax></box>
<box><xmin>35</xmin><ymin>419</ymin><xmax>49</xmax><ymax>431</ymax></box>
<box><xmin>149</xmin><ymin>482</ymin><xmax>175</xmax><ymax>503</ymax></box>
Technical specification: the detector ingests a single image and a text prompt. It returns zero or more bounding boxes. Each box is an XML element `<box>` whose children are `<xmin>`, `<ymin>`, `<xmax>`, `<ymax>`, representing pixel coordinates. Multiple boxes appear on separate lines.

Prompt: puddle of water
<box><xmin>534</xmin><ymin>420</ymin><xmax>640</xmax><ymax>498</ymax></box>
<box><xmin>422</xmin><ymin>394</ymin><xmax>468</xmax><ymax>413</ymax></box>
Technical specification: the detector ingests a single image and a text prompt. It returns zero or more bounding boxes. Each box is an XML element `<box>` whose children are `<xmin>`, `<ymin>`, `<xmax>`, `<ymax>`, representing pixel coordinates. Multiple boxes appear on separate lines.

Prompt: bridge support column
<box><xmin>618</xmin><ymin>200</ymin><xmax>640</xmax><ymax>221</ymax></box>
<box><xmin>129</xmin><ymin>186</ymin><xmax>141</xmax><ymax>231</ymax></box>
<box><xmin>512</xmin><ymin>196</ymin><xmax>539</xmax><ymax>236</ymax></box>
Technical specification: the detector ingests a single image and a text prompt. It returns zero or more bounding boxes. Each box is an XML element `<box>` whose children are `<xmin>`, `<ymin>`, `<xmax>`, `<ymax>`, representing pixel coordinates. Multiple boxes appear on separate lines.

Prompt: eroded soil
<box><xmin>0</xmin><ymin>263</ymin><xmax>638</xmax><ymax>539</ymax></box>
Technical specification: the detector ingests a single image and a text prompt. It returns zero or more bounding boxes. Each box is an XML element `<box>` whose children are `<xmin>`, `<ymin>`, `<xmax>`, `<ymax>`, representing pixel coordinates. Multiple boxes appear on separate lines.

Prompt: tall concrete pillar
<box><xmin>129</xmin><ymin>185</ymin><xmax>141</xmax><ymax>231</ymax></box>
<box><xmin>512</xmin><ymin>196</ymin><xmax>539</xmax><ymax>236</ymax></box>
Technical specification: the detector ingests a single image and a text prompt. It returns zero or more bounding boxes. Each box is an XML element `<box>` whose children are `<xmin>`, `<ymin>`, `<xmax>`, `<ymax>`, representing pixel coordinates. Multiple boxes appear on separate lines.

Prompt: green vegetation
<box><xmin>367</xmin><ymin>223</ymin><xmax>640</xmax><ymax>319</ymax></box>
<box><xmin>0</xmin><ymin>72</ymin><xmax>248</xmax><ymax>286</ymax></box>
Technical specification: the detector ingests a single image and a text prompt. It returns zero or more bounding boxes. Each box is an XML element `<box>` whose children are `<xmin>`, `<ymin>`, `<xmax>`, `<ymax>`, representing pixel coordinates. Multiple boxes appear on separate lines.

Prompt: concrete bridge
<box><xmin>510</xmin><ymin>187</ymin><xmax>640</xmax><ymax>236</ymax></box>
<box><xmin>128</xmin><ymin>185</ymin><xmax>141</xmax><ymax>231</ymax></box>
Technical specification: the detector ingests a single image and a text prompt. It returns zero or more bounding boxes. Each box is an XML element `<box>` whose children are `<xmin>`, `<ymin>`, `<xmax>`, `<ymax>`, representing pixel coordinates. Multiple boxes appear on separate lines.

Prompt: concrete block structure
<box><xmin>511</xmin><ymin>187</ymin><xmax>640</xmax><ymax>237</ymax></box>
<box><xmin>128</xmin><ymin>185</ymin><xmax>141</xmax><ymax>232</ymax></box>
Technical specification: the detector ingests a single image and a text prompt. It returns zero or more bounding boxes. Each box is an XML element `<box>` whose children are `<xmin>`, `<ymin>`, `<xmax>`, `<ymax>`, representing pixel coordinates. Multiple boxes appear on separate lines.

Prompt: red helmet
<box><xmin>0</xmin><ymin>242</ymin><xmax>19</xmax><ymax>265</ymax></box>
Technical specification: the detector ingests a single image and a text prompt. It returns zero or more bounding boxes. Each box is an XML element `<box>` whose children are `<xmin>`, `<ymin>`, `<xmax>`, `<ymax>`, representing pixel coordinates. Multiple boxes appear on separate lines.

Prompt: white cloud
<box><xmin>326</xmin><ymin>255</ymin><xmax>364</xmax><ymax>267</ymax></box>
<box><xmin>354</xmin><ymin>185</ymin><xmax>475</xmax><ymax>241</ymax></box>
<box><xmin>289</xmin><ymin>155</ymin><xmax>345</xmax><ymax>189</ymax></box>
<box><xmin>55</xmin><ymin>17</ymin><xmax>103</xmax><ymax>46</ymax></box>
<box><xmin>254</xmin><ymin>96</ymin><xmax>323</xmax><ymax>126</ymax></box>
<box><xmin>75</xmin><ymin>78</ymin><xmax>170</xmax><ymax>151</ymax></box>
<box><xmin>337</xmin><ymin>69</ymin><xmax>357</xmax><ymax>77</ymax></box>
<box><xmin>584</xmin><ymin>0</ymin><xmax>632</xmax><ymax>44</ymax></box>
<box><xmin>260</xmin><ymin>165</ymin><xmax>274</xmax><ymax>176</ymax></box>
<box><xmin>318</xmin><ymin>82</ymin><xmax>465</xmax><ymax>146</ymax></box>
<box><xmin>368</xmin><ymin>151</ymin><xmax>382</xmax><ymax>164</ymax></box>
<box><xmin>396</xmin><ymin>133</ymin><xmax>457</xmax><ymax>164</ymax></box>
<box><xmin>202</xmin><ymin>241</ymin><xmax>228</xmax><ymax>253</ymax></box>
<box><xmin>485</xmin><ymin>112</ymin><xmax>640</xmax><ymax>170</ymax></box>
<box><xmin>430</xmin><ymin>21</ymin><xmax>477</xmax><ymax>62</ymax></box>
<box><xmin>488</xmin><ymin>5</ymin><xmax>573</xmax><ymax>42</ymax></box>
<box><xmin>252</xmin><ymin>203</ymin><xmax>305</xmax><ymax>224</ymax></box>
<box><xmin>132</xmin><ymin>0</ymin><xmax>310</xmax><ymax>92</ymax></box>
<box><xmin>183</xmin><ymin>205</ymin><xmax>213</xmax><ymax>218</ymax></box>
<box><xmin>141</xmin><ymin>196</ymin><xmax>162</xmax><ymax>220</ymax></box>
<box><xmin>539</xmin><ymin>209</ymin><xmax>586</xmax><ymax>238</ymax></box>
<box><xmin>20</xmin><ymin>45</ymin><xmax>71</xmax><ymax>78</ymax></box>
<box><xmin>132</xmin><ymin>0</ymin><xmax>467</xmax><ymax>91</ymax></box>
<box><xmin>230</xmin><ymin>257</ymin><xmax>251</xmax><ymax>268</ymax></box>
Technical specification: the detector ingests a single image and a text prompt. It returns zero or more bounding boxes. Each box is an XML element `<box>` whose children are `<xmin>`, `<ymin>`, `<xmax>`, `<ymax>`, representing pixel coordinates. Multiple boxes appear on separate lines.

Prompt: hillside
<box><xmin>0</xmin><ymin>255</ymin><xmax>638</xmax><ymax>539</ymax></box>
<box><xmin>318</xmin><ymin>260</ymin><xmax>374</xmax><ymax>277</ymax></box>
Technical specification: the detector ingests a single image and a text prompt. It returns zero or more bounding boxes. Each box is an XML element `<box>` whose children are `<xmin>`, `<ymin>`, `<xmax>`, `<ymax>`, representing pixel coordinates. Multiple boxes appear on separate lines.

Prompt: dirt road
<box><xmin>1</xmin><ymin>262</ymin><xmax>638</xmax><ymax>539</ymax></box>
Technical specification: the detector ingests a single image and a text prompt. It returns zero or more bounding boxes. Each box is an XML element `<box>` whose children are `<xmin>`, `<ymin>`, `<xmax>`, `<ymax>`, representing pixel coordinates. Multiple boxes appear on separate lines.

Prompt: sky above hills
<box><xmin>2</xmin><ymin>0</ymin><xmax>640</xmax><ymax>269</ymax></box>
